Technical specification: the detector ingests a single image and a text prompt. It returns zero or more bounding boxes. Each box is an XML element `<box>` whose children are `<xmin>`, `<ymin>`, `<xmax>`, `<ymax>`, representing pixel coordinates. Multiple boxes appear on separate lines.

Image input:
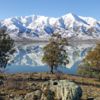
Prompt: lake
<box><xmin>5</xmin><ymin>42</ymin><xmax>95</xmax><ymax>74</ymax></box>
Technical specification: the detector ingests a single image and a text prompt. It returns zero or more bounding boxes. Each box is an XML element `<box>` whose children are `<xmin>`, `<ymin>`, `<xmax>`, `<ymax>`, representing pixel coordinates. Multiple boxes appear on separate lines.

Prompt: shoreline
<box><xmin>14</xmin><ymin>38</ymin><xmax>100</xmax><ymax>45</ymax></box>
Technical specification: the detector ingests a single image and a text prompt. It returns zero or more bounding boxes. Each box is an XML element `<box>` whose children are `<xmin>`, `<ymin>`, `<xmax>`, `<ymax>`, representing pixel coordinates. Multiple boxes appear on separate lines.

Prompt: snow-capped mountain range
<box><xmin>0</xmin><ymin>13</ymin><xmax>100</xmax><ymax>40</ymax></box>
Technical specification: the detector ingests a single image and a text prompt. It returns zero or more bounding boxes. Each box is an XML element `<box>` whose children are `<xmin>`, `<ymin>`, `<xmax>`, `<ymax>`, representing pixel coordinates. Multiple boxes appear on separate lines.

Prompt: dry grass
<box><xmin>0</xmin><ymin>72</ymin><xmax>100</xmax><ymax>100</ymax></box>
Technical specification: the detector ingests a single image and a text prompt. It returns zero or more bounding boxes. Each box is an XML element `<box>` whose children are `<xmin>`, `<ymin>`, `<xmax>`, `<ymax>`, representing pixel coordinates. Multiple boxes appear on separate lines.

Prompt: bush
<box><xmin>77</xmin><ymin>44</ymin><xmax>100</xmax><ymax>81</ymax></box>
<box><xmin>78</xmin><ymin>66</ymin><xmax>100</xmax><ymax>80</ymax></box>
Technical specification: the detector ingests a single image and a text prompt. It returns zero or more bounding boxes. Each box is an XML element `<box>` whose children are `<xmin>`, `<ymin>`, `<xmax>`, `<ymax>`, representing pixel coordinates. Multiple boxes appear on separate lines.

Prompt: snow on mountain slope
<box><xmin>0</xmin><ymin>13</ymin><xmax>100</xmax><ymax>40</ymax></box>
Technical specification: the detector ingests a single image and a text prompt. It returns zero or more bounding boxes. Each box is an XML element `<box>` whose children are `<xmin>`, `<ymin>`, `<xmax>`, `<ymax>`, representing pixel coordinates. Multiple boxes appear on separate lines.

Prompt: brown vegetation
<box><xmin>0</xmin><ymin>73</ymin><xmax>100</xmax><ymax>100</ymax></box>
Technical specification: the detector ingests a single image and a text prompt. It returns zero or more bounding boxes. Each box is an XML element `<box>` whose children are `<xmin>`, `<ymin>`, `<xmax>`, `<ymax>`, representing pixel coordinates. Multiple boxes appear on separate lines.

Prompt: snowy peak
<box><xmin>63</xmin><ymin>13</ymin><xmax>80</xmax><ymax>20</ymax></box>
<box><xmin>63</xmin><ymin>13</ymin><xmax>88</xmax><ymax>24</ymax></box>
<box><xmin>0</xmin><ymin>13</ymin><xmax>100</xmax><ymax>40</ymax></box>
<box><xmin>79</xmin><ymin>16</ymin><xmax>98</xmax><ymax>26</ymax></box>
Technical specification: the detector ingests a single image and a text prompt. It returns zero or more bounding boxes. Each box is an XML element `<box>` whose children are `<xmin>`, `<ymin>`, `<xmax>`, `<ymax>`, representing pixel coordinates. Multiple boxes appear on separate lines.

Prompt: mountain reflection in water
<box><xmin>6</xmin><ymin>42</ymin><xmax>95</xmax><ymax>74</ymax></box>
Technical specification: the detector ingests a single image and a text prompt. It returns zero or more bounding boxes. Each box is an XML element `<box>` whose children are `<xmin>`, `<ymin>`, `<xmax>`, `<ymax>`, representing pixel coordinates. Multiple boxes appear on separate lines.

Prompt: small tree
<box><xmin>77</xmin><ymin>44</ymin><xmax>100</xmax><ymax>80</ymax></box>
<box><xmin>42</xmin><ymin>34</ymin><xmax>69</xmax><ymax>73</ymax></box>
<box><xmin>0</xmin><ymin>27</ymin><xmax>15</xmax><ymax>71</ymax></box>
<box><xmin>84</xmin><ymin>44</ymin><xmax>100</xmax><ymax>70</ymax></box>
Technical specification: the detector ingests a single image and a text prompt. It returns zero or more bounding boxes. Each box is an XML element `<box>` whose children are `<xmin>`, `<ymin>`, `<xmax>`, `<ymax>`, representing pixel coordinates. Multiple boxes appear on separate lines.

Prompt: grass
<box><xmin>0</xmin><ymin>72</ymin><xmax>100</xmax><ymax>100</ymax></box>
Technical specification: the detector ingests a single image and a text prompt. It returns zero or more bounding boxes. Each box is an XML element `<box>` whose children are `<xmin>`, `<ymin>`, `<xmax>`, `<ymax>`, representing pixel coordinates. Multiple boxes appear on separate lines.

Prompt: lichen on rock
<box><xmin>24</xmin><ymin>80</ymin><xmax>82</xmax><ymax>100</ymax></box>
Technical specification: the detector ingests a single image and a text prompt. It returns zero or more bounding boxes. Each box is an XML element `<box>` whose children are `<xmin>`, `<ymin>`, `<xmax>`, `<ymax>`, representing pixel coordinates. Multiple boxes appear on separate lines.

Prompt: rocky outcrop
<box><xmin>24</xmin><ymin>80</ymin><xmax>82</xmax><ymax>100</ymax></box>
<box><xmin>48</xmin><ymin>80</ymin><xmax>82</xmax><ymax>100</ymax></box>
<box><xmin>5</xmin><ymin>80</ymin><xmax>82</xmax><ymax>100</ymax></box>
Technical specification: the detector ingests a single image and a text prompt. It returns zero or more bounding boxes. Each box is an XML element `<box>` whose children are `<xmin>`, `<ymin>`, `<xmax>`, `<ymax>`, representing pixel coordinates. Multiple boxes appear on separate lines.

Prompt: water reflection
<box><xmin>6</xmin><ymin>42</ymin><xmax>95</xmax><ymax>74</ymax></box>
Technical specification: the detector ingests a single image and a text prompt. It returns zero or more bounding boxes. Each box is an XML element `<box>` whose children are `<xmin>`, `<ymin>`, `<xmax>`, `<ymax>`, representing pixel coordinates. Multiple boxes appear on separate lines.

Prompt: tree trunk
<box><xmin>50</xmin><ymin>66</ymin><xmax>54</xmax><ymax>74</ymax></box>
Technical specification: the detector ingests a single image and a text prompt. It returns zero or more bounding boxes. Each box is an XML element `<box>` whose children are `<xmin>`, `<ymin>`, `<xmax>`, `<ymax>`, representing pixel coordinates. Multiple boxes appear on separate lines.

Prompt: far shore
<box><xmin>14</xmin><ymin>38</ymin><xmax>100</xmax><ymax>45</ymax></box>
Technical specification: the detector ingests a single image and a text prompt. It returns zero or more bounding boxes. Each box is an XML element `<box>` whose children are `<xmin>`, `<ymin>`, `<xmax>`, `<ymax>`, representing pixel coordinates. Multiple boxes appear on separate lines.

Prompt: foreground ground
<box><xmin>0</xmin><ymin>72</ymin><xmax>100</xmax><ymax>100</ymax></box>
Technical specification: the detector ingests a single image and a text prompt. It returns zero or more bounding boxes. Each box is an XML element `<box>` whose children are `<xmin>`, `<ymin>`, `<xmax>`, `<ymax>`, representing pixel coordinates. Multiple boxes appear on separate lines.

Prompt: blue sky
<box><xmin>0</xmin><ymin>0</ymin><xmax>99</xmax><ymax>20</ymax></box>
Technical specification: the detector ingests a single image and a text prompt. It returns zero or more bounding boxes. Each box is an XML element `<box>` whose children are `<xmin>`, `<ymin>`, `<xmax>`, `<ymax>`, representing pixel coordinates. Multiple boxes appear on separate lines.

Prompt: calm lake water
<box><xmin>5</xmin><ymin>42</ymin><xmax>95</xmax><ymax>74</ymax></box>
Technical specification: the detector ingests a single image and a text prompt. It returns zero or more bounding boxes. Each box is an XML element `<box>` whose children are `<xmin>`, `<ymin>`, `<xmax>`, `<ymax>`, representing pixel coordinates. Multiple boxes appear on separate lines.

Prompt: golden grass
<box><xmin>0</xmin><ymin>72</ymin><xmax>100</xmax><ymax>100</ymax></box>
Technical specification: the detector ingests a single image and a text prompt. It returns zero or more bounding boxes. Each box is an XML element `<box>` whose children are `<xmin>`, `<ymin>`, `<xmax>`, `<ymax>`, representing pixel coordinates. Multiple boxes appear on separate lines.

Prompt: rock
<box><xmin>9</xmin><ymin>94</ymin><xmax>14</xmax><ymax>98</ymax></box>
<box><xmin>27</xmin><ymin>82</ymin><xmax>38</xmax><ymax>90</ymax></box>
<box><xmin>0</xmin><ymin>80</ymin><xmax>3</xmax><ymax>85</ymax></box>
<box><xmin>0</xmin><ymin>96</ymin><xmax>4</xmax><ymax>100</ymax></box>
<box><xmin>13</xmin><ymin>96</ymin><xmax>23</xmax><ymax>100</ymax></box>
<box><xmin>25</xmin><ymin>80</ymin><xmax>82</xmax><ymax>100</ymax></box>
<box><xmin>48</xmin><ymin>80</ymin><xmax>82</xmax><ymax>100</ymax></box>
<box><xmin>24</xmin><ymin>90</ymin><xmax>42</xmax><ymax>100</ymax></box>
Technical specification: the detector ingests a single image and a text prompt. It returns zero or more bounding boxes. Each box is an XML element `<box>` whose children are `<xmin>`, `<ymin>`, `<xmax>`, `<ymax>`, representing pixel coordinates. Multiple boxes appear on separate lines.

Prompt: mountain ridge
<box><xmin>0</xmin><ymin>13</ymin><xmax>100</xmax><ymax>40</ymax></box>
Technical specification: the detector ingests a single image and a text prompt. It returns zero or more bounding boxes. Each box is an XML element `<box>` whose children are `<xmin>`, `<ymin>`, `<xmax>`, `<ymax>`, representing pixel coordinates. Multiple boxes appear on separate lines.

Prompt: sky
<box><xmin>0</xmin><ymin>0</ymin><xmax>99</xmax><ymax>20</ymax></box>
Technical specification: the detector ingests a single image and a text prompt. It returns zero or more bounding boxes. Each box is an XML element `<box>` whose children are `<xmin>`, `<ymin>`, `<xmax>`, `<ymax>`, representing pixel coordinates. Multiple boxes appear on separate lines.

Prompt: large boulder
<box><xmin>25</xmin><ymin>80</ymin><xmax>82</xmax><ymax>100</ymax></box>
